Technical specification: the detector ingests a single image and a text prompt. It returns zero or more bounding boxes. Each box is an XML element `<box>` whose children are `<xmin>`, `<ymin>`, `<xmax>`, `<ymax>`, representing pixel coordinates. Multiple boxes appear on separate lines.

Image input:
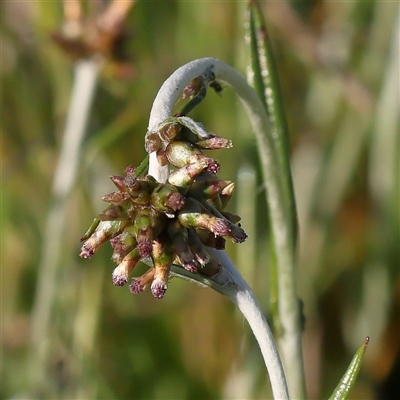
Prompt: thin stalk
<box><xmin>147</xmin><ymin>57</ymin><xmax>301</xmax><ymax>399</ymax></box>
<box><xmin>29</xmin><ymin>59</ymin><xmax>101</xmax><ymax>393</ymax></box>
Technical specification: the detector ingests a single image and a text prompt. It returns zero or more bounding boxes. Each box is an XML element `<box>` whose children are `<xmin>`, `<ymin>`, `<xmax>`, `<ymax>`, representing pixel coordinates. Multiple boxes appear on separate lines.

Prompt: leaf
<box><xmin>328</xmin><ymin>337</ymin><xmax>370</xmax><ymax>400</ymax></box>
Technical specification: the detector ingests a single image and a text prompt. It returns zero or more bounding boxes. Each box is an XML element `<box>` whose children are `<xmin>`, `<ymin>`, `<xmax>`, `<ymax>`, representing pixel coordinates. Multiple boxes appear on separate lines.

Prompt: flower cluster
<box><xmin>80</xmin><ymin>76</ymin><xmax>247</xmax><ymax>299</ymax></box>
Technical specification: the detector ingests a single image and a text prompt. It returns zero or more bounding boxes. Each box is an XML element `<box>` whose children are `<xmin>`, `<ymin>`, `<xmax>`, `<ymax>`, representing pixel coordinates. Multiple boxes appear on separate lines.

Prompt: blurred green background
<box><xmin>2</xmin><ymin>1</ymin><xmax>399</xmax><ymax>399</ymax></box>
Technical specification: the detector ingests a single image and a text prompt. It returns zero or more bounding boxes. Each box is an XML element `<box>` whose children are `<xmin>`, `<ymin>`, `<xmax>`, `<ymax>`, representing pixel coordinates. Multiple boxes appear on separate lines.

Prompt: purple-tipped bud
<box><xmin>192</xmin><ymin>135</ymin><xmax>233</xmax><ymax>150</ymax></box>
<box><xmin>129</xmin><ymin>268</ymin><xmax>155</xmax><ymax>294</ymax></box>
<box><xmin>177</xmin><ymin>198</ymin><xmax>243</xmax><ymax>241</ymax></box>
<box><xmin>124</xmin><ymin>174</ymin><xmax>139</xmax><ymax>192</ymax></box>
<box><xmin>167</xmin><ymin>160</ymin><xmax>210</xmax><ymax>188</ymax></box>
<box><xmin>137</xmin><ymin>237</ymin><xmax>152</xmax><ymax>258</ymax></box>
<box><xmin>204</xmin><ymin>159</ymin><xmax>220</xmax><ymax>175</ymax></box>
<box><xmin>150</xmin><ymin>238</ymin><xmax>174</xmax><ymax>299</ymax></box>
<box><xmin>168</xmin><ymin>222</ymin><xmax>199</xmax><ymax>272</ymax></box>
<box><xmin>124</xmin><ymin>166</ymin><xmax>136</xmax><ymax>175</ymax></box>
<box><xmin>111</xmin><ymin>247</ymin><xmax>141</xmax><ymax>286</ymax></box>
<box><xmin>229</xmin><ymin>224</ymin><xmax>248</xmax><ymax>243</ymax></box>
<box><xmin>151</xmin><ymin>278</ymin><xmax>168</xmax><ymax>299</ymax></box>
<box><xmin>79</xmin><ymin>220</ymin><xmax>128</xmax><ymax>259</ymax></box>
<box><xmin>133</xmin><ymin>209</ymin><xmax>164</xmax><ymax>257</ymax></box>
<box><xmin>151</xmin><ymin>183</ymin><xmax>185</xmax><ymax>215</ymax></box>
<box><xmin>186</xmin><ymin>179</ymin><xmax>232</xmax><ymax>201</ymax></box>
<box><xmin>111</xmin><ymin>227</ymin><xmax>137</xmax><ymax>263</ymax></box>
<box><xmin>187</xmin><ymin>228</ymin><xmax>210</xmax><ymax>266</ymax></box>
<box><xmin>165</xmin><ymin>141</ymin><xmax>218</xmax><ymax>171</ymax></box>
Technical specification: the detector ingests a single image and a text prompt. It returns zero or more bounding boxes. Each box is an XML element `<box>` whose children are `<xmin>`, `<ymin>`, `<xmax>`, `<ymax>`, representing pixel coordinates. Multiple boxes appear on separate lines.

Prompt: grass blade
<box><xmin>329</xmin><ymin>337</ymin><xmax>370</xmax><ymax>400</ymax></box>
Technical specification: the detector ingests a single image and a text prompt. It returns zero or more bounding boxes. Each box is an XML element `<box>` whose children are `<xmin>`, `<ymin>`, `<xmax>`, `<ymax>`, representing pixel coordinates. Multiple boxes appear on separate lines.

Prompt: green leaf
<box><xmin>246</xmin><ymin>0</ymin><xmax>297</xmax><ymax>245</ymax></box>
<box><xmin>329</xmin><ymin>337</ymin><xmax>370</xmax><ymax>400</ymax></box>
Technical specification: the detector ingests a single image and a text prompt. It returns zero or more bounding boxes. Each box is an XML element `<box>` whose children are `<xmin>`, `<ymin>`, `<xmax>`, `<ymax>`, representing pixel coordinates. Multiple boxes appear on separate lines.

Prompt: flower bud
<box><xmin>178</xmin><ymin>198</ymin><xmax>247</xmax><ymax>243</ymax></box>
<box><xmin>111</xmin><ymin>226</ymin><xmax>137</xmax><ymax>263</ymax></box>
<box><xmin>186</xmin><ymin>228</ymin><xmax>210</xmax><ymax>266</ymax></box>
<box><xmin>151</xmin><ymin>238</ymin><xmax>174</xmax><ymax>299</ymax></box>
<box><xmin>167</xmin><ymin>160</ymin><xmax>210</xmax><ymax>188</ymax></box>
<box><xmin>80</xmin><ymin>220</ymin><xmax>128</xmax><ymax>259</ymax></box>
<box><xmin>186</xmin><ymin>179</ymin><xmax>232</xmax><ymax>201</ymax></box>
<box><xmin>133</xmin><ymin>208</ymin><xmax>164</xmax><ymax>257</ymax></box>
<box><xmin>112</xmin><ymin>247</ymin><xmax>141</xmax><ymax>286</ymax></box>
<box><xmin>129</xmin><ymin>268</ymin><xmax>155</xmax><ymax>294</ymax></box>
<box><xmin>150</xmin><ymin>183</ymin><xmax>185</xmax><ymax>215</ymax></box>
<box><xmin>168</xmin><ymin>221</ymin><xmax>198</xmax><ymax>272</ymax></box>
<box><xmin>165</xmin><ymin>141</ymin><xmax>219</xmax><ymax>174</ymax></box>
<box><xmin>193</xmin><ymin>136</ymin><xmax>233</xmax><ymax>150</ymax></box>
<box><xmin>200</xmin><ymin>199</ymin><xmax>247</xmax><ymax>243</ymax></box>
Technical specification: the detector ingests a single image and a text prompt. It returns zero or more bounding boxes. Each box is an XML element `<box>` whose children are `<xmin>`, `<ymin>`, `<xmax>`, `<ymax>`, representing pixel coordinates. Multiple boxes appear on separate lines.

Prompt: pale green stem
<box><xmin>29</xmin><ymin>59</ymin><xmax>101</xmax><ymax>392</ymax></box>
<box><xmin>147</xmin><ymin>57</ymin><xmax>302</xmax><ymax>399</ymax></box>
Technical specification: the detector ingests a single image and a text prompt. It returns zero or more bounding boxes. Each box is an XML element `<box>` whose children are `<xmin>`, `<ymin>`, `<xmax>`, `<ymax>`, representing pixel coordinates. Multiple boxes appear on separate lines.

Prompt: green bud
<box><xmin>111</xmin><ymin>226</ymin><xmax>137</xmax><ymax>263</ymax></box>
<box><xmin>167</xmin><ymin>160</ymin><xmax>210</xmax><ymax>188</ymax></box>
<box><xmin>133</xmin><ymin>208</ymin><xmax>164</xmax><ymax>257</ymax></box>
<box><xmin>178</xmin><ymin>198</ymin><xmax>247</xmax><ymax>243</ymax></box>
<box><xmin>165</xmin><ymin>141</ymin><xmax>219</xmax><ymax>174</ymax></box>
<box><xmin>151</xmin><ymin>183</ymin><xmax>185</xmax><ymax>215</ymax></box>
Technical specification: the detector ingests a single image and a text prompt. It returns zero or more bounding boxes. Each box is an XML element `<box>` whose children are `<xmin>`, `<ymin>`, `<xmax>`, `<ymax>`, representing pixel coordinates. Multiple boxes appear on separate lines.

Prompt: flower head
<box><xmin>80</xmin><ymin>77</ymin><xmax>247</xmax><ymax>299</ymax></box>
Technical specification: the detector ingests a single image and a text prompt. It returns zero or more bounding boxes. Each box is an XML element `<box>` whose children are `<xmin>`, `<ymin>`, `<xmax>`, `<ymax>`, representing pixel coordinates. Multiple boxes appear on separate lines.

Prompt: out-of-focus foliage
<box><xmin>2</xmin><ymin>1</ymin><xmax>399</xmax><ymax>399</ymax></box>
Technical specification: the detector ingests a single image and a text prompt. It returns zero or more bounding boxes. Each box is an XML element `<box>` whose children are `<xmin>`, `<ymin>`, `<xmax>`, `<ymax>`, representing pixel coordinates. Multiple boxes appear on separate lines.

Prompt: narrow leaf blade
<box><xmin>329</xmin><ymin>337</ymin><xmax>370</xmax><ymax>400</ymax></box>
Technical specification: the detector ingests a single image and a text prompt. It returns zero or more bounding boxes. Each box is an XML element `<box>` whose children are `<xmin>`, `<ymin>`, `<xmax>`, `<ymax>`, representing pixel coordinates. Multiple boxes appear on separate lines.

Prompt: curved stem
<box><xmin>147</xmin><ymin>57</ymin><xmax>303</xmax><ymax>398</ymax></box>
